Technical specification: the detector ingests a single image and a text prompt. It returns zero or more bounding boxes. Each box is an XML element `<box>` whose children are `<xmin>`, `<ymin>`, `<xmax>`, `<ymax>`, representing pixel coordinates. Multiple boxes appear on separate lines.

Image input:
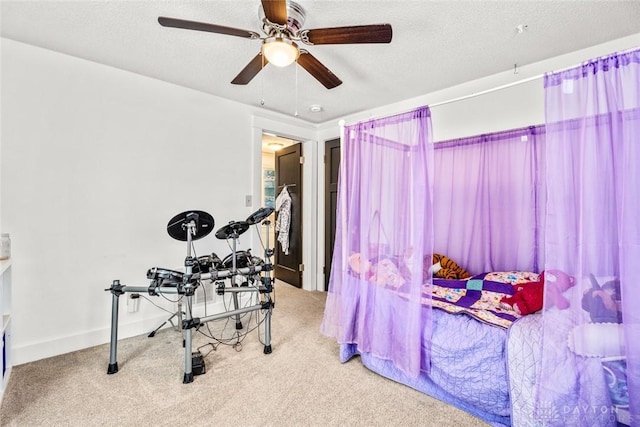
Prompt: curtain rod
<box><xmin>338</xmin><ymin>45</ymin><xmax>639</xmax><ymax>126</ymax></box>
<box><xmin>429</xmin><ymin>73</ymin><xmax>543</xmax><ymax>108</ymax></box>
<box><xmin>337</xmin><ymin>71</ymin><xmax>546</xmax><ymax>129</ymax></box>
<box><xmin>338</xmin><ymin>72</ymin><xmax>544</xmax><ymax>129</ymax></box>
<box><xmin>433</xmin><ymin>44</ymin><xmax>640</xmax><ymax>108</ymax></box>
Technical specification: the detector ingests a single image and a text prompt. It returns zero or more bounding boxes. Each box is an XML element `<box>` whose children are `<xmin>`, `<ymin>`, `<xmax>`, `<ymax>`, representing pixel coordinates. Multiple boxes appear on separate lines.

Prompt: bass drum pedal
<box><xmin>192</xmin><ymin>351</ymin><xmax>206</xmax><ymax>376</ymax></box>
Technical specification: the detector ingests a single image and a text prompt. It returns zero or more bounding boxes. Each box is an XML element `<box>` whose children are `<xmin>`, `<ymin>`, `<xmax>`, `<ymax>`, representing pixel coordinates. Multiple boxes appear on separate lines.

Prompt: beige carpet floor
<box><xmin>0</xmin><ymin>282</ymin><xmax>489</xmax><ymax>426</ymax></box>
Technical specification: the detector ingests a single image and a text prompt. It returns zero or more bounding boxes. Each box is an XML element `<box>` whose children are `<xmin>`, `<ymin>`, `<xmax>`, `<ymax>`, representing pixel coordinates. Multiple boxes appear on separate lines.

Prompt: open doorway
<box><xmin>261</xmin><ymin>133</ymin><xmax>302</xmax><ymax>288</ymax></box>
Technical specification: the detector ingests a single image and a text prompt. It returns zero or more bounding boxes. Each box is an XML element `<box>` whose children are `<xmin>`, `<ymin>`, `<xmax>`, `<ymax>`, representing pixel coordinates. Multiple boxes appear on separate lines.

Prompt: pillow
<box><xmin>568</xmin><ymin>323</ymin><xmax>625</xmax><ymax>357</ymax></box>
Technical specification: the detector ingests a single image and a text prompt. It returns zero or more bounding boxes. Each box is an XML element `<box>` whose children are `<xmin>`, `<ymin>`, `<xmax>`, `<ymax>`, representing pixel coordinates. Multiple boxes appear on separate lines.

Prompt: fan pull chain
<box><xmin>260</xmin><ymin>53</ymin><xmax>265</xmax><ymax>106</ymax></box>
<box><xmin>294</xmin><ymin>60</ymin><xmax>299</xmax><ymax>117</ymax></box>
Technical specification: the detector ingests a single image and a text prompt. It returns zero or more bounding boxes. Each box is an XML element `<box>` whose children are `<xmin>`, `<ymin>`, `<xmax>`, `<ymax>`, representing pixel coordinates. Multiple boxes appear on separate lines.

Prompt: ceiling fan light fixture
<box><xmin>159</xmin><ymin>3</ymin><xmax>392</xmax><ymax>89</ymax></box>
<box><xmin>262</xmin><ymin>37</ymin><xmax>299</xmax><ymax>67</ymax></box>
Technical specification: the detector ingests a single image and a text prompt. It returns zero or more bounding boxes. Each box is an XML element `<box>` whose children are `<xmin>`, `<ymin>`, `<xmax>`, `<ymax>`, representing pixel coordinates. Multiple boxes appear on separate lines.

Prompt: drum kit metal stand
<box><xmin>105</xmin><ymin>207</ymin><xmax>275</xmax><ymax>383</ymax></box>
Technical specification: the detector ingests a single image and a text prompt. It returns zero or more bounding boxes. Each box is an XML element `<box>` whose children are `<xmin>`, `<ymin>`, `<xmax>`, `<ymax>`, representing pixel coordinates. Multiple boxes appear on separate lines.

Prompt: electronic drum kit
<box><xmin>106</xmin><ymin>206</ymin><xmax>276</xmax><ymax>384</ymax></box>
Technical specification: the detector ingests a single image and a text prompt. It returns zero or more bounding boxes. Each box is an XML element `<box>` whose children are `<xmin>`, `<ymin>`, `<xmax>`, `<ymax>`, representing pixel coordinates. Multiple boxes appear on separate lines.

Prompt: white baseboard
<box><xmin>12</xmin><ymin>312</ymin><xmax>174</xmax><ymax>365</ymax></box>
<box><xmin>13</xmin><ymin>300</ymin><xmax>228</xmax><ymax>366</ymax></box>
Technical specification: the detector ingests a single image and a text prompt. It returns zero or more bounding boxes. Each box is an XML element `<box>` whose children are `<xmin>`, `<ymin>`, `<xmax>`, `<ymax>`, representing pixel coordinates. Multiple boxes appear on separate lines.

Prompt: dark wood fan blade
<box><xmin>297</xmin><ymin>50</ymin><xmax>342</xmax><ymax>89</ymax></box>
<box><xmin>158</xmin><ymin>17</ymin><xmax>260</xmax><ymax>39</ymax></box>
<box><xmin>231</xmin><ymin>53</ymin><xmax>267</xmax><ymax>85</ymax></box>
<box><xmin>300</xmin><ymin>24</ymin><xmax>392</xmax><ymax>45</ymax></box>
<box><xmin>261</xmin><ymin>0</ymin><xmax>288</xmax><ymax>26</ymax></box>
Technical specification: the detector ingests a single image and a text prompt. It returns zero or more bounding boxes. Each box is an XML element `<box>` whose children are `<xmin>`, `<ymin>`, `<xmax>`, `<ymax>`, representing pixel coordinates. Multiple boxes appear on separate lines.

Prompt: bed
<box><xmin>337</xmin><ymin>269</ymin><xmax>534</xmax><ymax>426</ymax></box>
<box><xmin>336</xmin><ymin>266</ymin><xmax>616</xmax><ymax>427</ymax></box>
<box><xmin>323</xmin><ymin>53</ymin><xmax>639</xmax><ymax>426</ymax></box>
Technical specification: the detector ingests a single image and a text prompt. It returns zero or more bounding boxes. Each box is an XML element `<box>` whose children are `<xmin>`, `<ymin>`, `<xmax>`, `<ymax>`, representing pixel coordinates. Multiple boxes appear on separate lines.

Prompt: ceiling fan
<box><xmin>158</xmin><ymin>0</ymin><xmax>392</xmax><ymax>89</ymax></box>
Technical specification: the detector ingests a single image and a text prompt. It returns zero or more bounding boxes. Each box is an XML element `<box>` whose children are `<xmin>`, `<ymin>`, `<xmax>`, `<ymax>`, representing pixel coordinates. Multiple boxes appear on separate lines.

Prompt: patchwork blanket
<box><xmin>427</xmin><ymin>271</ymin><xmax>539</xmax><ymax>328</ymax></box>
<box><xmin>348</xmin><ymin>252</ymin><xmax>539</xmax><ymax>328</ymax></box>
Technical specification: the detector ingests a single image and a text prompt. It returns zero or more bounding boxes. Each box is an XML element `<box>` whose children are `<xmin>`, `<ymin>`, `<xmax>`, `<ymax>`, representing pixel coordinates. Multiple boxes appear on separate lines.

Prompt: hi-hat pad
<box><xmin>246</xmin><ymin>207</ymin><xmax>275</xmax><ymax>225</ymax></box>
<box><xmin>167</xmin><ymin>210</ymin><xmax>215</xmax><ymax>241</ymax></box>
<box><xmin>215</xmin><ymin>221</ymin><xmax>249</xmax><ymax>240</ymax></box>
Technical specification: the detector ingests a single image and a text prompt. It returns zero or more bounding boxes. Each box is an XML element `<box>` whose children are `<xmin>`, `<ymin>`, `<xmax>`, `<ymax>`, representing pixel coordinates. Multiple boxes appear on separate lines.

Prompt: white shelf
<box><xmin>1</xmin><ymin>259</ymin><xmax>12</xmax><ymax>405</ymax></box>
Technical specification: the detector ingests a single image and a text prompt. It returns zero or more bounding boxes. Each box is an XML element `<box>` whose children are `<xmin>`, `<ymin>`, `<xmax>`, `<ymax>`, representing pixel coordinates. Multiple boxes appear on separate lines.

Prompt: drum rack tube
<box><xmin>105</xmin><ymin>267</ymin><xmax>274</xmax><ymax>383</ymax></box>
<box><xmin>105</xmin><ymin>280</ymin><xmax>182</xmax><ymax>376</ymax></box>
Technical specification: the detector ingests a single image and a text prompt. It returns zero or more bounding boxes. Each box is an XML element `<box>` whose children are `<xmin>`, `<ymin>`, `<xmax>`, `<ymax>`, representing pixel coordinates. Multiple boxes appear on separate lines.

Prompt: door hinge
<box><xmin>300</xmin><ymin>156</ymin><xmax>304</xmax><ymax>164</ymax></box>
<box><xmin>299</xmin><ymin>263</ymin><xmax>305</xmax><ymax>272</ymax></box>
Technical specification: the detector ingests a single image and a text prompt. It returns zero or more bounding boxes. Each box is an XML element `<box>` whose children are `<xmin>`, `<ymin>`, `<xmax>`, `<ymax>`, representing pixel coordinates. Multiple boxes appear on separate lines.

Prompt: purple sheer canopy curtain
<box><xmin>540</xmin><ymin>48</ymin><xmax>640</xmax><ymax>427</ymax></box>
<box><xmin>432</xmin><ymin>126</ymin><xmax>545</xmax><ymax>275</ymax></box>
<box><xmin>320</xmin><ymin>106</ymin><xmax>435</xmax><ymax>378</ymax></box>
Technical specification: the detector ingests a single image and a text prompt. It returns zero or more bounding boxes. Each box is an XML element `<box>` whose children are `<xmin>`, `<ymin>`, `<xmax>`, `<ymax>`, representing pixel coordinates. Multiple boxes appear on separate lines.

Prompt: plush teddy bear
<box><xmin>581</xmin><ymin>274</ymin><xmax>622</xmax><ymax>323</ymax></box>
<box><xmin>500</xmin><ymin>280</ymin><xmax>544</xmax><ymax>315</ymax></box>
<box><xmin>543</xmin><ymin>269</ymin><xmax>576</xmax><ymax>309</ymax></box>
<box><xmin>347</xmin><ymin>252</ymin><xmax>407</xmax><ymax>288</ymax></box>
<box><xmin>348</xmin><ymin>252</ymin><xmax>372</xmax><ymax>279</ymax></box>
<box><xmin>500</xmin><ymin>270</ymin><xmax>576</xmax><ymax>315</ymax></box>
<box><xmin>424</xmin><ymin>253</ymin><xmax>471</xmax><ymax>281</ymax></box>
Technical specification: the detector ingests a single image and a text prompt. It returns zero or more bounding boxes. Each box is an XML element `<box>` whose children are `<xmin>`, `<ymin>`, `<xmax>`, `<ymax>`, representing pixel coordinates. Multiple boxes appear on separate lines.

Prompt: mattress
<box><xmin>507</xmin><ymin>306</ymin><xmax>615</xmax><ymax>427</ymax></box>
<box><xmin>341</xmin><ymin>308</ymin><xmax>512</xmax><ymax>427</ymax></box>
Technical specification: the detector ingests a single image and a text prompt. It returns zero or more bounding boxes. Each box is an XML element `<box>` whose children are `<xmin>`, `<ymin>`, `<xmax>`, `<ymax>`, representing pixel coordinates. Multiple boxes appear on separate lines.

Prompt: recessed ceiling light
<box><xmin>268</xmin><ymin>142</ymin><xmax>284</xmax><ymax>150</ymax></box>
<box><xmin>309</xmin><ymin>104</ymin><xmax>323</xmax><ymax>113</ymax></box>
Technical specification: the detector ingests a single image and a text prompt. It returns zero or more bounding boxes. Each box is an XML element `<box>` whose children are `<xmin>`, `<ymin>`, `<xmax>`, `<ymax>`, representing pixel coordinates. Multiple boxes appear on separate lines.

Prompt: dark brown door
<box><xmin>274</xmin><ymin>143</ymin><xmax>303</xmax><ymax>288</ymax></box>
<box><xmin>324</xmin><ymin>138</ymin><xmax>340</xmax><ymax>291</ymax></box>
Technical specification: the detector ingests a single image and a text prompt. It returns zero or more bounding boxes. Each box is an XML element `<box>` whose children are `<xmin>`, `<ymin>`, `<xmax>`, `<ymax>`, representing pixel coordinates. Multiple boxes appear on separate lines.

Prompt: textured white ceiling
<box><xmin>2</xmin><ymin>1</ymin><xmax>640</xmax><ymax>123</ymax></box>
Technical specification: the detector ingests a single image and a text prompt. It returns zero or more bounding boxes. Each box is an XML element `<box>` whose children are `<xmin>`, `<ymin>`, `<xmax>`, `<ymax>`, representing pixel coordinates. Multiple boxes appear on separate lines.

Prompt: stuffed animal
<box><xmin>500</xmin><ymin>280</ymin><xmax>544</xmax><ymax>315</ymax></box>
<box><xmin>347</xmin><ymin>252</ymin><xmax>406</xmax><ymax>288</ymax></box>
<box><xmin>426</xmin><ymin>253</ymin><xmax>471</xmax><ymax>280</ymax></box>
<box><xmin>581</xmin><ymin>274</ymin><xmax>622</xmax><ymax>323</ymax></box>
<box><xmin>350</xmin><ymin>250</ymin><xmax>471</xmax><ymax>287</ymax></box>
<box><xmin>369</xmin><ymin>258</ymin><xmax>406</xmax><ymax>288</ymax></box>
<box><xmin>543</xmin><ymin>269</ymin><xmax>576</xmax><ymax>309</ymax></box>
<box><xmin>500</xmin><ymin>270</ymin><xmax>576</xmax><ymax>315</ymax></box>
<box><xmin>348</xmin><ymin>252</ymin><xmax>372</xmax><ymax>278</ymax></box>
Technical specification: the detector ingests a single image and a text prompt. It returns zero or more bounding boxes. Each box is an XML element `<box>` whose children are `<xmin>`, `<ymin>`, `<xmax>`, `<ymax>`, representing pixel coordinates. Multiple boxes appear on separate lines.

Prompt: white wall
<box><xmin>0</xmin><ymin>39</ymin><xmax>312</xmax><ymax>364</ymax></box>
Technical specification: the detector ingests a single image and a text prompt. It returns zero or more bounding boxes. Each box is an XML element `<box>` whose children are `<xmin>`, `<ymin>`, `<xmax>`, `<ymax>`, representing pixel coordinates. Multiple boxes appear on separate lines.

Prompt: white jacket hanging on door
<box><xmin>275</xmin><ymin>186</ymin><xmax>292</xmax><ymax>255</ymax></box>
